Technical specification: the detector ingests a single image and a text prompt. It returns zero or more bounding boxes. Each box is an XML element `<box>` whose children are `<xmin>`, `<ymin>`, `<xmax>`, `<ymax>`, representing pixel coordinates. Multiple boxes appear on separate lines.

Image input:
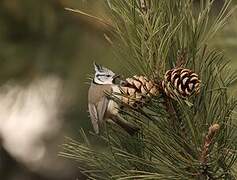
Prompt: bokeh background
<box><xmin>0</xmin><ymin>0</ymin><xmax>236</xmax><ymax>180</ymax></box>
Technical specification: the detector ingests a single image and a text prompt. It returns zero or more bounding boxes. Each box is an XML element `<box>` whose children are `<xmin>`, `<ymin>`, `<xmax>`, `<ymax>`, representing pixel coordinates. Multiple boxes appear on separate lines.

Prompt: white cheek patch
<box><xmin>94</xmin><ymin>77</ymin><xmax>103</xmax><ymax>84</ymax></box>
<box><xmin>94</xmin><ymin>74</ymin><xmax>114</xmax><ymax>85</ymax></box>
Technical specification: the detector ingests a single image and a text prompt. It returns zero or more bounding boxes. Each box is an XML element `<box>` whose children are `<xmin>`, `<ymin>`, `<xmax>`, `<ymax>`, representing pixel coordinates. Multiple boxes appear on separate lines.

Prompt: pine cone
<box><xmin>162</xmin><ymin>68</ymin><xmax>201</xmax><ymax>99</ymax></box>
<box><xmin>119</xmin><ymin>75</ymin><xmax>159</xmax><ymax>108</ymax></box>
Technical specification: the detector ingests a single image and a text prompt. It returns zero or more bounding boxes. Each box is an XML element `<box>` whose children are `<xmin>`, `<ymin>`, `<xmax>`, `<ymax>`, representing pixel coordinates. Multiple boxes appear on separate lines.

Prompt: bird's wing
<box><xmin>97</xmin><ymin>96</ymin><xmax>109</xmax><ymax>123</ymax></box>
<box><xmin>88</xmin><ymin>103</ymin><xmax>99</xmax><ymax>134</ymax></box>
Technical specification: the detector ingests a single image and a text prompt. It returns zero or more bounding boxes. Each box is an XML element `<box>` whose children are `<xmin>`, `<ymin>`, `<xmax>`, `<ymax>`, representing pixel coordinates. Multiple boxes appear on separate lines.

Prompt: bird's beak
<box><xmin>112</xmin><ymin>74</ymin><xmax>121</xmax><ymax>84</ymax></box>
<box><xmin>113</xmin><ymin>74</ymin><xmax>120</xmax><ymax>79</ymax></box>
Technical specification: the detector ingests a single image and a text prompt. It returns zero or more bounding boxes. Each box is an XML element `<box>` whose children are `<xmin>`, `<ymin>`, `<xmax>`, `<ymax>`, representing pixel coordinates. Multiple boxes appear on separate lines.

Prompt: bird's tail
<box><xmin>110</xmin><ymin>115</ymin><xmax>140</xmax><ymax>136</ymax></box>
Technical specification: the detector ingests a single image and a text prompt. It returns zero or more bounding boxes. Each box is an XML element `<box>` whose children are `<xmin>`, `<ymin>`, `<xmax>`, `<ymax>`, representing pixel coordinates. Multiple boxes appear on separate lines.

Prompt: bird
<box><xmin>88</xmin><ymin>62</ymin><xmax>139</xmax><ymax>135</ymax></box>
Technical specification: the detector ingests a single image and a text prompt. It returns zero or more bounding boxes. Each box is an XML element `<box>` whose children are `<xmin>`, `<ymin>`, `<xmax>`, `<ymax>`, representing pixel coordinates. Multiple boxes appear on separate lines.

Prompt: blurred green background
<box><xmin>0</xmin><ymin>0</ymin><xmax>236</xmax><ymax>180</ymax></box>
<box><xmin>0</xmin><ymin>0</ymin><xmax>117</xmax><ymax>134</ymax></box>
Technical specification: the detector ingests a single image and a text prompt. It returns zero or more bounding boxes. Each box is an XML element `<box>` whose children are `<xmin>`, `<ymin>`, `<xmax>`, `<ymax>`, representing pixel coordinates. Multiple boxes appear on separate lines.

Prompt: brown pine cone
<box><xmin>119</xmin><ymin>75</ymin><xmax>159</xmax><ymax>108</ymax></box>
<box><xmin>162</xmin><ymin>68</ymin><xmax>201</xmax><ymax>99</ymax></box>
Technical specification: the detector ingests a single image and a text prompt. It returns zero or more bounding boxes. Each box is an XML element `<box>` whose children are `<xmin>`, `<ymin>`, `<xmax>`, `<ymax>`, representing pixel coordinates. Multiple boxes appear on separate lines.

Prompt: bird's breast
<box><xmin>88</xmin><ymin>83</ymin><xmax>112</xmax><ymax>104</ymax></box>
<box><xmin>107</xmin><ymin>85</ymin><xmax>120</xmax><ymax>116</ymax></box>
<box><xmin>88</xmin><ymin>83</ymin><xmax>120</xmax><ymax>116</ymax></box>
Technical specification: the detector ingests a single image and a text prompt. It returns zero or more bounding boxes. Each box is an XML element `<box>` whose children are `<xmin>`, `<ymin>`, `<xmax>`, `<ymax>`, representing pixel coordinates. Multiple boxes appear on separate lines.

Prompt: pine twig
<box><xmin>176</xmin><ymin>49</ymin><xmax>187</xmax><ymax>67</ymax></box>
<box><xmin>159</xmin><ymin>81</ymin><xmax>187</xmax><ymax>137</ymax></box>
<box><xmin>200</xmin><ymin>124</ymin><xmax>220</xmax><ymax>164</ymax></box>
<box><xmin>65</xmin><ymin>7</ymin><xmax>113</xmax><ymax>29</ymax></box>
<box><xmin>164</xmin><ymin>97</ymin><xmax>178</xmax><ymax>127</ymax></box>
<box><xmin>139</xmin><ymin>0</ymin><xmax>148</xmax><ymax>13</ymax></box>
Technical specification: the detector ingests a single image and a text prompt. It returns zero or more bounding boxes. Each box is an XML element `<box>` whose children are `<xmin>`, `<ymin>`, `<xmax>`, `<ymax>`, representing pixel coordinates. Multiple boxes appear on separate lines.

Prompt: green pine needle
<box><xmin>61</xmin><ymin>0</ymin><xmax>237</xmax><ymax>179</ymax></box>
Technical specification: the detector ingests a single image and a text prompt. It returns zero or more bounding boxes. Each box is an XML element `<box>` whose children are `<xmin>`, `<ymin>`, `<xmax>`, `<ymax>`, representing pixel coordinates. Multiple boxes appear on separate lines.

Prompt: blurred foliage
<box><xmin>0</xmin><ymin>0</ymin><xmax>115</xmax><ymax>179</ymax></box>
<box><xmin>214</xmin><ymin>10</ymin><xmax>237</xmax><ymax>66</ymax></box>
<box><xmin>212</xmin><ymin>3</ymin><xmax>237</xmax><ymax>95</ymax></box>
<box><xmin>0</xmin><ymin>0</ymin><xmax>118</xmax><ymax>134</ymax></box>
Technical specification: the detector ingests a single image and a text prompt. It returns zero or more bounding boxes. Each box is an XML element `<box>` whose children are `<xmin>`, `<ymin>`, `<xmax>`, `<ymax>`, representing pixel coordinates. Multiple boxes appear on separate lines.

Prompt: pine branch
<box><xmin>62</xmin><ymin>1</ymin><xmax>237</xmax><ymax>179</ymax></box>
<box><xmin>162</xmin><ymin>96</ymin><xmax>181</xmax><ymax>134</ymax></box>
<box><xmin>200</xmin><ymin>123</ymin><xmax>220</xmax><ymax>165</ymax></box>
<box><xmin>64</xmin><ymin>7</ymin><xmax>113</xmax><ymax>29</ymax></box>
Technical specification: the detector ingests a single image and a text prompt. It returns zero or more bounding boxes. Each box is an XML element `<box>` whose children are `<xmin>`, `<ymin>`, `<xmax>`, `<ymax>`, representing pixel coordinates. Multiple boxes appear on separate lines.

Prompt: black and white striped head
<box><xmin>93</xmin><ymin>62</ymin><xmax>118</xmax><ymax>85</ymax></box>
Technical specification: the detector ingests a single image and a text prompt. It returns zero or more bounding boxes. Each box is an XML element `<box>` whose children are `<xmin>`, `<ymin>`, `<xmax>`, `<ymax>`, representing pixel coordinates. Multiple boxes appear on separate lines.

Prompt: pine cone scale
<box><xmin>182</xmin><ymin>77</ymin><xmax>189</xmax><ymax>84</ymax></box>
<box><xmin>162</xmin><ymin>68</ymin><xmax>201</xmax><ymax>99</ymax></box>
<box><xmin>119</xmin><ymin>75</ymin><xmax>159</xmax><ymax>108</ymax></box>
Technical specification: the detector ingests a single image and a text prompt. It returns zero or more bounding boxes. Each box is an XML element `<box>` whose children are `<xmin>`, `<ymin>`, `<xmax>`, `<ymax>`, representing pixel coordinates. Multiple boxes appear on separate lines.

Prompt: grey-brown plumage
<box><xmin>88</xmin><ymin>63</ymin><xmax>139</xmax><ymax>135</ymax></box>
<box><xmin>88</xmin><ymin>83</ymin><xmax>111</xmax><ymax>133</ymax></box>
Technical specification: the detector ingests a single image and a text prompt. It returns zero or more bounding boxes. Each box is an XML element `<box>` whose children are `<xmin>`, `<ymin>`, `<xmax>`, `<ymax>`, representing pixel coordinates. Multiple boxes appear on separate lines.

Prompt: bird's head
<box><xmin>93</xmin><ymin>62</ymin><xmax>119</xmax><ymax>85</ymax></box>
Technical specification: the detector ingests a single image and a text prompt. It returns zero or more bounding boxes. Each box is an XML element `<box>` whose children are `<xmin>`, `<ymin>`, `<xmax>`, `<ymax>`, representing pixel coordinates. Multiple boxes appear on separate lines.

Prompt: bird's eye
<box><xmin>106</xmin><ymin>75</ymin><xmax>110</xmax><ymax>77</ymax></box>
